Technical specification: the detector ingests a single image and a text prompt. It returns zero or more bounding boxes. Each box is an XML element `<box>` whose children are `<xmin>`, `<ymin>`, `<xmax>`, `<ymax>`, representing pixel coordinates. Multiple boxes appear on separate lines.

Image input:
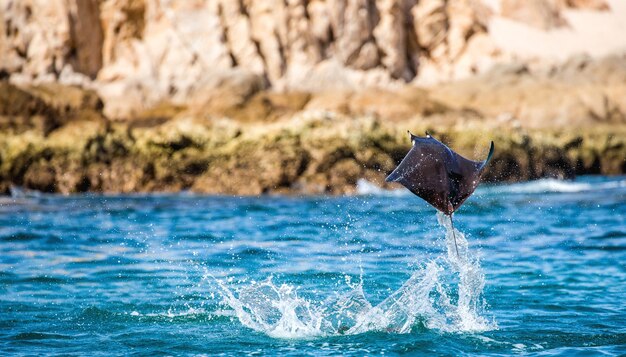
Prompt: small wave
<box><xmin>212</xmin><ymin>212</ymin><xmax>495</xmax><ymax>339</ymax></box>
<box><xmin>11</xmin><ymin>332</ymin><xmax>72</xmax><ymax>341</ymax></box>
<box><xmin>9</xmin><ymin>185</ymin><xmax>43</xmax><ymax>199</ymax></box>
<box><xmin>77</xmin><ymin>306</ymin><xmax>117</xmax><ymax>321</ymax></box>
<box><xmin>128</xmin><ymin>307</ymin><xmax>211</xmax><ymax>319</ymax></box>
<box><xmin>355</xmin><ymin>178</ymin><xmax>626</xmax><ymax>197</ymax></box>
<box><xmin>482</xmin><ymin>178</ymin><xmax>626</xmax><ymax>195</ymax></box>
<box><xmin>21</xmin><ymin>275</ymin><xmax>68</xmax><ymax>284</ymax></box>
<box><xmin>588</xmin><ymin>231</ymin><xmax>626</xmax><ymax>240</ymax></box>
<box><xmin>355</xmin><ymin>179</ymin><xmax>408</xmax><ymax>197</ymax></box>
<box><xmin>76</xmin><ymin>306</ymin><xmax>218</xmax><ymax>325</ymax></box>
<box><xmin>0</xmin><ymin>232</ymin><xmax>49</xmax><ymax>242</ymax></box>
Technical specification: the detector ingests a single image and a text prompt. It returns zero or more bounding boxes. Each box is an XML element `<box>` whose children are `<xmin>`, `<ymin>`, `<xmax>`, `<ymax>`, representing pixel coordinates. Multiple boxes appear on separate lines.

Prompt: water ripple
<box><xmin>0</xmin><ymin>176</ymin><xmax>624</xmax><ymax>355</ymax></box>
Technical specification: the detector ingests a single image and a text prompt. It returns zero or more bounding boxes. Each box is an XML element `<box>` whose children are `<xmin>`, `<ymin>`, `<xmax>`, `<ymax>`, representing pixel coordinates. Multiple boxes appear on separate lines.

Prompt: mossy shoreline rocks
<box><xmin>0</xmin><ymin>77</ymin><xmax>624</xmax><ymax>196</ymax></box>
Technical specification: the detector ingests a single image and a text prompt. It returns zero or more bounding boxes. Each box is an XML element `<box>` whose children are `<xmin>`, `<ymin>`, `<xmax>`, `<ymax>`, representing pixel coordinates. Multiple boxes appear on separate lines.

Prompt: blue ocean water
<box><xmin>1</xmin><ymin>176</ymin><xmax>625</xmax><ymax>355</ymax></box>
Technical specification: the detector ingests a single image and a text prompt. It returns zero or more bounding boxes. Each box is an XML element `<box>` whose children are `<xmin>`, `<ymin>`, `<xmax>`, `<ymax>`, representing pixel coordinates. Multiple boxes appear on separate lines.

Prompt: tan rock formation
<box><xmin>430</xmin><ymin>54</ymin><xmax>626</xmax><ymax>128</ymax></box>
<box><xmin>500</xmin><ymin>0</ymin><xmax>567</xmax><ymax>30</ymax></box>
<box><xmin>496</xmin><ymin>0</ymin><xmax>609</xmax><ymax>30</ymax></box>
<box><xmin>1</xmin><ymin>52</ymin><xmax>625</xmax><ymax>196</ymax></box>
<box><xmin>68</xmin><ymin>0</ymin><xmax>103</xmax><ymax>78</ymax></box>
<box><xmin>0</xmin><ymin>0</ymin><xmax>493</xmax><ymax>116</ymax></box>
<box><xmin>0</xmin><ymin>0</ymin><xmax>623</xmax><ymax>120</ymax></box>
<box><xmin>563</xmin><ymin>0</ymin><xmax>610</xmax><ymax>10</ymax></box>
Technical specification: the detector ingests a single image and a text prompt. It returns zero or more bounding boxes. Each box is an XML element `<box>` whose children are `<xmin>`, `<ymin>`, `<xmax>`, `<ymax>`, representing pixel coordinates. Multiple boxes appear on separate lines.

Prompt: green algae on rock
<box><xmin>0</xmin><ymin>76</ymin><xmax>624</xmax><ymax>195</ymax></box>
<box><xmin>0</xmin><ymin>115</ymin><xmax>624</xmax><ymax>196</ymax></box>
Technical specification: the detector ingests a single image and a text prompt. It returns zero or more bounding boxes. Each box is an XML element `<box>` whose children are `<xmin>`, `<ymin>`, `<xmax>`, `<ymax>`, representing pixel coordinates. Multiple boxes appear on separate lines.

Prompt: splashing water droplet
<box><xmin>212</xmin><ymin>212</ymin><xmax>496</xmax><ymax>338</ymax></box>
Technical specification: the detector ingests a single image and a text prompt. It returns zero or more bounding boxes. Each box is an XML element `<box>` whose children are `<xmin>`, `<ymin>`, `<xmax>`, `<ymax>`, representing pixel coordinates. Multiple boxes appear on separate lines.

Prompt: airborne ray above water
<box><xmin>386</xmin><ymin>132</ymin><xmax>494</xmax><ymax>255</ymax></box>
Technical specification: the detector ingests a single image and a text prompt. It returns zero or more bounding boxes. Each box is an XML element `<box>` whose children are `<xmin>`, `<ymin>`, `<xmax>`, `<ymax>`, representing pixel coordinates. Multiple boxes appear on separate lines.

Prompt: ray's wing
<box><xmin>447</xmin><ymin>141</ymin><xmax>494</xmax><ymax>212</ymax></box>
<box><xmin>385</xmin><ymin>133</ymin><xmax>453</xmax><ymax>213</ymax></box>
<box><xmin>386</xmin><ymin>132</ymin><xmax>494</xmax><ymax>214</ymax></box>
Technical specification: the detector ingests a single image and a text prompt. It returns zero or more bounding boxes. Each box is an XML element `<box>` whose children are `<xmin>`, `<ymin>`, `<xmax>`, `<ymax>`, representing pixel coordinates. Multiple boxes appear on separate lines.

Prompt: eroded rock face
<box><xmin>68</xmin><ymin>0</ymin><xmax>104</xmax><ymax>79</ymax></box>
<box><xmin>564</xmin><ymin>0</ymin><xmax>609</xmax><ymax>10</ymax></box>
<box><xmin>0</xmin><ymin>81</ymin><xmax>57</xmax><ymax>135</ymax></box>
<box><xmin>500</xmin><ymin>0</ymin><xmax>567</xmax><ymax>30</ymax></box>
<box><xmin>0</xmin><ymin>80</ymin><xmax>104</xmax><ymax>135</ymax></box>
<box><xmin>0</xmin><ymin>0</ymin><xmax>102</xmax><ymax>84</ymax></box>
<box><xmin>0</xmin><ymin>0</ymin><xmax>528</xmax><ymax>118</ymax></box>
<box><xmin>499</xmin><ymin>0</ymin><xmax>610</xmax><ymax>30</ymax></box>
<box><xmin>0</xmin><ymin>64</ymin><xmax>625</xmax><ymax>196</ymax></box>
<box><xmin>430</xmin><ymin>54</ymin><xmax>626</xmax><ymax>128</ymax></box>
<box><xmin>1</xmin><ymin>106</ymin><xmax>624</xmax><ymax>195</ymax></box>
<box><xmin>0</xmin><ymin>0</ymin><xmax>620</xmax><ymax>120</ymax></box>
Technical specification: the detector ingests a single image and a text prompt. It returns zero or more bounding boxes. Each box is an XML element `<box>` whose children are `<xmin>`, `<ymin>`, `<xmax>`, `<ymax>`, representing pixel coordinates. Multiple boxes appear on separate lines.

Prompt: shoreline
<box><xmin>1</xmin><ymin>111</ymin><xmax>624</xmax><ymax>196</ymax></box>
<box><xmin>1</xmin><ymin>54</ymin><xmax>625</xmax><ymax>196</ymax></box>
<box><xmin>5</xmin><ymin>175</ymin><xmax>625</xmax><ymax>199</ymax></box>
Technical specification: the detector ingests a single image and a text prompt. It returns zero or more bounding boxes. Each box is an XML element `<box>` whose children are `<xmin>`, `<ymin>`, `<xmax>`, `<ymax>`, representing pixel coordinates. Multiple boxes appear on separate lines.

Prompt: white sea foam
<box><xmin>127</xmin><ymin>307</ymin><xmax>209</xmax><ymax>318</ymax></box>
<box><xmin>355</xmin><ymin>179</ymin><xmax>408</xmax><ymax>196</ymax></box>
<box><xmin>213</xmin><ymin>212</ymin><xmax>495</xmax><ymax>338</ymax></box>
<box><xmin>8</xmin><ymin>185</ymin><xmax>42</xmax><ymax>199</ymax></box>
<box><xmin>482</xmin><ymin>178</ymin><xmax>626</xmax><ymax>194</ymax></box>
<box><xmin>355</xmin><ymin>177</ymin><xmax>626</xmax><ymax>196</ymax></box>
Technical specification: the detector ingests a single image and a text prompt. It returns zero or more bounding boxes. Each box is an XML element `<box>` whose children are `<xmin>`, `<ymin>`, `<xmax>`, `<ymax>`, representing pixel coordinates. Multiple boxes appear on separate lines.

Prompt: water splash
<box><xmin>437</xmin><ymin>212</ymin><xmax>490</xmax><ymax>331</ymax></box>
<box><xmin>213</xmin><ymin>212</ymin><xmax>495</xmax><ymax>338</ymax></box>
<box><xmin>215</xmin><ymin>277</ymin><xmax>326</xmax><ymax>338</ymax></box>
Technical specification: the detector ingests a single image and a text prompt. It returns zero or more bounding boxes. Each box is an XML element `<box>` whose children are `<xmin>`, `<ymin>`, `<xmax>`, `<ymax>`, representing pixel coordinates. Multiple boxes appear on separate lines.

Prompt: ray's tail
<box><xmin>449</xmin><ymin>214</ymin><xmax>460</xmax><ymax>257</ymax></box>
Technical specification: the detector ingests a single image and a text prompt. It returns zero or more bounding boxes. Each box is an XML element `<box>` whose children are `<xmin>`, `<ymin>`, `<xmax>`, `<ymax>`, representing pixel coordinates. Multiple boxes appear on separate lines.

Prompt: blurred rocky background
<box><xmin>0</xmin><ymin>0</ymin><xmax>624</xmax><ymax>195</ymax></box>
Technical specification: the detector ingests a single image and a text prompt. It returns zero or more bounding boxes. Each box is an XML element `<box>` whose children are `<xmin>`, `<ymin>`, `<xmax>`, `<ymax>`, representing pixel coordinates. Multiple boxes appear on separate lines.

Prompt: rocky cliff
<box><xmin>1</xmin><ymin>54</ymin><xmax>625</xmax><ymax>195</ymax></box>
<box><xmin>2</xmin><ymin>0</ymin><xmax>624</xmax><ymax>118</ymax></box>
<box><xmin>0</xmin><ymin>0</ymin><xmax>624</xmax><ymax>195</ymax></box>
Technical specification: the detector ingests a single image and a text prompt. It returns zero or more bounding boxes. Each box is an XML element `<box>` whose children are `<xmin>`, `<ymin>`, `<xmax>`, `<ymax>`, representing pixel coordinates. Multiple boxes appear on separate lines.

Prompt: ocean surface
<box><xmin>1</xmin><ymin>176</ymin><xmax>625</xmax><ymax>356</ymax></box>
